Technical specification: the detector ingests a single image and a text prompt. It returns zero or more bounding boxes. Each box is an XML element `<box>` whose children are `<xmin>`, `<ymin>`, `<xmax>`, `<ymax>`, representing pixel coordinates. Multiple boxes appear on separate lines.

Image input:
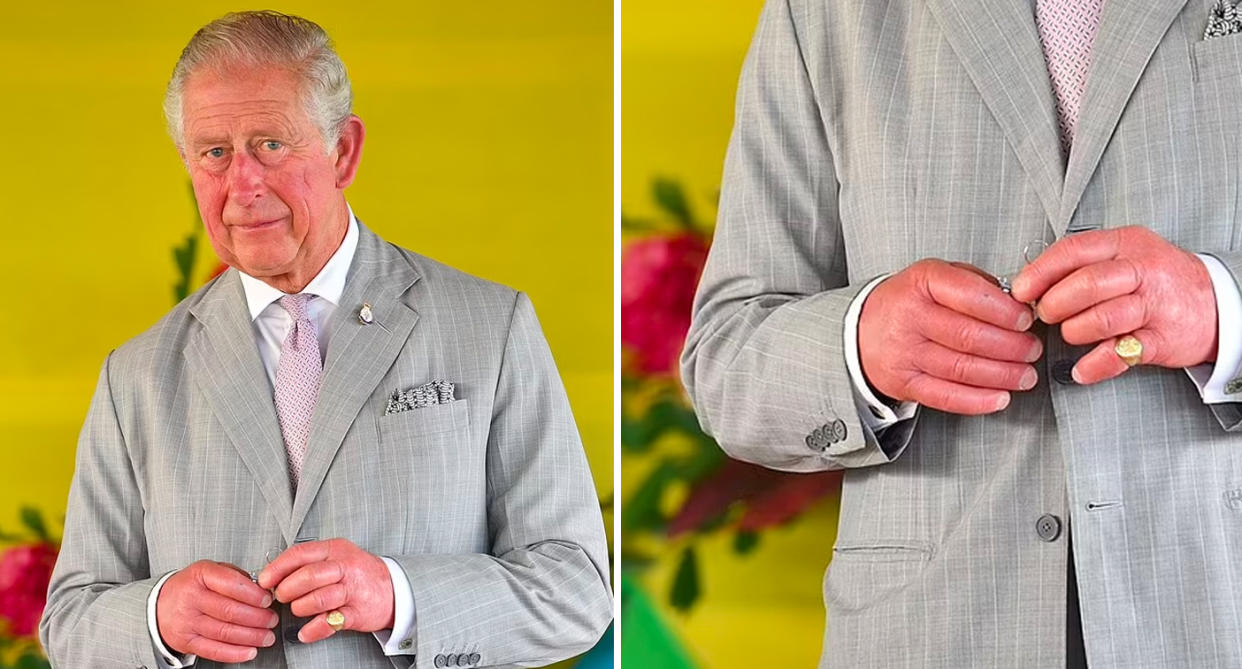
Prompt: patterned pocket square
<box><xmin>385</xmin><ymin>380</ymin><xmax>456</xmax><ymax>415</ymax></box>
<box><xmin>1205</xmin><ymin>0</ymin><xmax>1242</xmax><ymax>39</ymax></box>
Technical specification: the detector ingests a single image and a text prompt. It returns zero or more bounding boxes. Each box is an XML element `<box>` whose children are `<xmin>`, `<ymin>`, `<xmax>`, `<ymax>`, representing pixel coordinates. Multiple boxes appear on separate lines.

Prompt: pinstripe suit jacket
<box><xmin>40</xmin><ymin>223</ymin><xmax>612</xmax><ymax>668</ymax></box>
<box><xmin>682</xmin><ymin>0</ymin><xmax>1242</xmax><ymax>666</ymax></box>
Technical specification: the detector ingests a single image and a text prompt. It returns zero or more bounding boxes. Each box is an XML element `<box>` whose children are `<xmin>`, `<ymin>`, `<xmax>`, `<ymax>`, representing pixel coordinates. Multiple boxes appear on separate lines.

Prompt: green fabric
<box><xmin>619</xmin><ymin>573</ymin><xmax>697</xmax><ymax>669</ymax></box>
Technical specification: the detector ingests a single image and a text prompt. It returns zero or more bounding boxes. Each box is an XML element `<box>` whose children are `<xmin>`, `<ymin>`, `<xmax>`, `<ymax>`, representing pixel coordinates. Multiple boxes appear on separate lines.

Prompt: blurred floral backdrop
<box><xmin>619</xmin><ymin>1</ymin><xmax>846</xmax><ymax>667</ymax></box>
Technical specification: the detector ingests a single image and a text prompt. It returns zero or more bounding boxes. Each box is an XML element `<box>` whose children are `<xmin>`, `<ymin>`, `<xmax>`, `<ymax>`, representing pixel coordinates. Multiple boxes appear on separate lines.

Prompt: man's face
<box><xmin>180</xmin><ymin>64</ymin><xmax>349</xmax><ymax>286</ymax></box>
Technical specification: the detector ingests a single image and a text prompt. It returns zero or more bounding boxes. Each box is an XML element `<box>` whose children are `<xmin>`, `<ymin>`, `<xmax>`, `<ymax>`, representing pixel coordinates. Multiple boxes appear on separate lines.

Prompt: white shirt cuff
<box><xmin>147</xmin><ymin>570</ymin><xmax>197</xmax><ymax>668</ymax></box>
<box><xmin>371</xmin><ymin>556</ymin><xmax>416</xmax><ymax>655</ymax></box>
<box><xmin>845</xmin><ymin>274</ymin><xmax>919</xmax><ymax>430</ymax></box>
<box><xmin>1185</xmin><ymin>254</ymin><xmax>1242</xmax><ymax>403</ymax></box>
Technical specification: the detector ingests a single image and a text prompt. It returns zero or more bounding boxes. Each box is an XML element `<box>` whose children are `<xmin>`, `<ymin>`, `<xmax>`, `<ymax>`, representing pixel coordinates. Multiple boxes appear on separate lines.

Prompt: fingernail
<box><xmin>269</xmin><ymin>613</ymin><xmax>280</xmax><ymax>627</ymax></box>
<box><xmin>995</xmin><ymin>393</ymin><xmax>1011</xmax><ymax>411</ymax></box>
<box><xmin>1016</xmin><ymin>311</ymin><xmax>1034</xmax><ymax>331</ymax></box>
<box><xmin>247</xmin><ymin>648</ymin><xmax>258</xmax><ymax>661</ymax></box>
<box><xmin>1020</xmin><ymin>368</ymin><xmax>1038</xmax><ymax>390</ymax></box>
<box><xmin>1025</xmin><ymin>342</ymin><xmax>1043</xmax><ymax>362</ymax></box>
<box><xmin>261</xmin><ymin>594</ymin><xmax>273</xmax><ymax>608</ymax></box>
<box><xmin>1071</xmin><ymin>366</ymin><xmax>1084</xmax><ymax>384</ymax></box>
<box><xmin>264</xmin><ymin>632</ymin><xmax>276</xmax><ymax>646</ymax></box>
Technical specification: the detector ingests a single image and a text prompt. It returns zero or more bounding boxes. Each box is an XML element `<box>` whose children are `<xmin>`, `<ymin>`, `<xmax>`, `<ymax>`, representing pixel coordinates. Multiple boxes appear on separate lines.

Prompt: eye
<box><xmin>262</xmin><ymin>140</ymin><xmax>283</xmax><ymax>151</ymax></box>
<box><xmin>206</xmin><ymin>147</ymin><xmax>225</xmax><ymax>158</ymax></box>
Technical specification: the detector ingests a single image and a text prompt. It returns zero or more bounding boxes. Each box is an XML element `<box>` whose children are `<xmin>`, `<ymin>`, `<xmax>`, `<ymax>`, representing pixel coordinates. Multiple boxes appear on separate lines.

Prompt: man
<box><xmin>39</xmin><ymin>11</ymin><xmax>611</xmax><ymax>669</ymax></box>
<box><xmin>682</xmin><ymin>0</ymin><xmax>1242</xmax><ymax>667</ymax></box>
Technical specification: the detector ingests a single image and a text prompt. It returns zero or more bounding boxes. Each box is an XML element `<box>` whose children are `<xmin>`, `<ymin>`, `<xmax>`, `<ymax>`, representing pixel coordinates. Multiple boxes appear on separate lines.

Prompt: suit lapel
<box><xmin>289</xmin><ymin>224</ymin><xmax>421</xmax><ymax>535</ymax></box>
<box><xmin>186</xmin><ymin>270</ymin><xmax>296</xmax><ymax>544</ymax></box>
<box><xmin>927</xmin><ymin>0</ymin><xmax>1066</xmax><ymax>230</ymax></box>
<box><xmin>1060</xmin><ymin>0</ymin><xmax>1189</xmax><ymax>228</ymax></box>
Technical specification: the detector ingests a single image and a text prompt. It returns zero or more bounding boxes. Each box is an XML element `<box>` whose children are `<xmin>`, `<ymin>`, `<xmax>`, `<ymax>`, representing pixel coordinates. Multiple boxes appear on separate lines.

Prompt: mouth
<box><xmin>232</xmin><ymin>216</ymin><xmax>286</xmax><ymax>231</ymax></box>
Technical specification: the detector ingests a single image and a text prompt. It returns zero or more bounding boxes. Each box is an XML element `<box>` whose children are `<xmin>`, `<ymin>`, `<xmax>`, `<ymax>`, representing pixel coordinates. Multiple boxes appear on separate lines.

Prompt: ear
<box><xmin>332</xmin><ymin>115</ymin><xmax>365</xmax><ymax>189</ymax></box>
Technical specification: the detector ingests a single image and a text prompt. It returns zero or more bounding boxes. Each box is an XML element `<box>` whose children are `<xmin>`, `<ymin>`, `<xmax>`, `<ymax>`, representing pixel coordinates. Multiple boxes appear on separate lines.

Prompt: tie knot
<box><xmin>278</xmin><ymin>293</ymin><xmax>312</xmax><ymax>320</ymax></box>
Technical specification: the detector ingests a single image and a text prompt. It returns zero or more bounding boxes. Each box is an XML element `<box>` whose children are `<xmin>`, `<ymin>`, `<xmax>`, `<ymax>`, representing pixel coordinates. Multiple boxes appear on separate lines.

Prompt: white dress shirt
<box><xmin>147</xmin><ymin>206</ymin><xmax>418</xmax><ymax>667</ymax></box>
<box><xmin>846</xmin><ymin>254</ymin><xmax>1242</xmax><ymax>433</ymax></box>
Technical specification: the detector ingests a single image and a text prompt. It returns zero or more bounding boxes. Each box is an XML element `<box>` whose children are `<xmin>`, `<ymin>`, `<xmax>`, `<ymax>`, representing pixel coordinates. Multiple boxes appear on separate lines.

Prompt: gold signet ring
<box><xmin>1115</xmin><ymin>335</ymin><xmax>1143</xmax><ymax>367</ymax></box>
<box><xmin>326</xmin><ymin>610</ymin><xmax>346</xmax><ymax>631</ymax></box>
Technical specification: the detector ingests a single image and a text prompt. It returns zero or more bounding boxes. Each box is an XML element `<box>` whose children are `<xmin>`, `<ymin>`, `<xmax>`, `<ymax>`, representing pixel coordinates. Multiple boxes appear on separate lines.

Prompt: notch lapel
<box><xmin>927</xmin><ymin>0</ymin><xmax>1066</xmax><ymax>230</ymax></box>
<box><xmin>1060</xmin><ymin>0</ymin><xmax>1189</xmax><ymax>229</ymax></box>
<box><xmin>185</xmin><ymin>271</ymin><xmax>296</xmax><ymax>544</ymax></box>
<box><xmin>289</xmin><ymin>225</ymin><xmax>421</xmax><ymax>535</ymax></box>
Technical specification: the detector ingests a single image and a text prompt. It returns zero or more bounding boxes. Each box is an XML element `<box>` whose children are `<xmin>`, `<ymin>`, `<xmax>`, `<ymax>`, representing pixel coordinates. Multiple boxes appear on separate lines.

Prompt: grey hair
<box><xmin>163</xmin><ymin>10</ymin><xmax>352</xmax><ymax>151</ymax></box>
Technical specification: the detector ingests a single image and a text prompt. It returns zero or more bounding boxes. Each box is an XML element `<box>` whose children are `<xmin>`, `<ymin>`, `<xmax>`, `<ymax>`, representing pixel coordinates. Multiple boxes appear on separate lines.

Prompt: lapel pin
<box><xmin>358</xmin><ymin>302</ymin><xmax>374</xmax><ymax>325</ymax></box>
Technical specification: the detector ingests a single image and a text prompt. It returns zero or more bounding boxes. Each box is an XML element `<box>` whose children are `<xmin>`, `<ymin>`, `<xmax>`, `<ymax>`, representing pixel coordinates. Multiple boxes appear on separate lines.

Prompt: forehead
<box><xmin>182</xmin><ymin>65</ymin><xmax>313</xmax><ymax>139</ymax></box>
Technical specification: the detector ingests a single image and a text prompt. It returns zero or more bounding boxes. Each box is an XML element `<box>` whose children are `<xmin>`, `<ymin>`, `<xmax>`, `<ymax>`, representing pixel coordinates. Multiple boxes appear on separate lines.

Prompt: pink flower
<box><xmin>0</xmin><ymin>542</ymin><xmax>58</xmax><ymax>637</ymax></box>
<box><xmin>621</xmin><ymin>233</ymin><xmax>709</xmax><ymax>375</ymax></box>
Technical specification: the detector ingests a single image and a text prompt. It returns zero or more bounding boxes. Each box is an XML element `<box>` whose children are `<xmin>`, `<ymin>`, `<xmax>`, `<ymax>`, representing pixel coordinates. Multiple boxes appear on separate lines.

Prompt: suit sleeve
<box><xmin>387</xmin><ymin>292</ymin><xmax>613</xmax><ymax>669</ymax></box>
<box><xmin>39</xmin><ymin>352</ymin><xmax>168</xmax><ymax>668</ymax></box>
<box><xmin>1196</xmin><ymin>250</ymin><xmax>1242</xmax><ymax>430</ymax></box>
<box><xmin>680</xmin><ymin>0</ymin><xmax>917</xmax><ymax>473</ymax></box>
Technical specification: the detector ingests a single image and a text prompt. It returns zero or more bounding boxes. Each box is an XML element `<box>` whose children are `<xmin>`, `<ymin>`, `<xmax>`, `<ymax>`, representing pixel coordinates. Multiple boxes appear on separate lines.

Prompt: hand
<box><xmin>1010</xmin><ymin>226</ymin><xmax>1218</xmax><ymax>385</ymax></box>
<box><xmin>257</xmin><ymin>538</ymin><xmax>395</xmax><ymax>643</ymax></box>
<box><xmin>155</xmin><ymin>560</ymin><xmax>278</xmax><ymax>663</ymax></box>
<box><xmin>859</xmin><ymin>258</ymin><xmax>1042</xmax><ymax>415</ymax></box>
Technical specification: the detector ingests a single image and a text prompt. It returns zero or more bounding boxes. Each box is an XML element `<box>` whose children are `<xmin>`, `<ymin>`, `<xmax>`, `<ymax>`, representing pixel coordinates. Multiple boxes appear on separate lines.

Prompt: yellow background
<box><xmin>0</xmin><ymin>1</ymin><xmax>611</xmax><ymax>567</ymax></box>
<box><xmin>622</xmin><ymin>0</ymin><xmax>843</xmax><ymax>666</ymax></box>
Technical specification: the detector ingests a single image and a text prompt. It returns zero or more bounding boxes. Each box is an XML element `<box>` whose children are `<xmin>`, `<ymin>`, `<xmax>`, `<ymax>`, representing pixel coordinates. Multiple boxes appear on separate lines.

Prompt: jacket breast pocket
<box><xmin>1194</xmin><ymin>33</ymin><xmax>1242</xmax><ymax>82</ymax></box>
<box><xmin>823</xmin><ymin>541</ymin><xmax>934</xmax><ymax>613</ymax></box>
<box><xmin>380</xmin><ymin>398</ymin><xmax>470</xmax><ymax>439</ymax></box>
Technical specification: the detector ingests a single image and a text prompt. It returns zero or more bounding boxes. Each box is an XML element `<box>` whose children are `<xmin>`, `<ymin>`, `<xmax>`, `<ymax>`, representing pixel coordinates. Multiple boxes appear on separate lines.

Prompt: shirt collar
<box><xmin>238</xmin><ymin>204</ymin><xmax>360</xmax><ymax>321</ymax></box>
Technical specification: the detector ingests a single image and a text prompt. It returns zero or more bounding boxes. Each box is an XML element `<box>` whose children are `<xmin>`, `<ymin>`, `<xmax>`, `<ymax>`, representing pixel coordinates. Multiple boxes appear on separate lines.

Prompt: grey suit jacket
<box><xmin>40</xmin><ymin>223</ymin><xmax>612</xmax><ymax>668</ymax></box>
<box><xmin>682</xmin><ymin>0</ymin><xmax>1242</xmax><ymax>666</ymax></box>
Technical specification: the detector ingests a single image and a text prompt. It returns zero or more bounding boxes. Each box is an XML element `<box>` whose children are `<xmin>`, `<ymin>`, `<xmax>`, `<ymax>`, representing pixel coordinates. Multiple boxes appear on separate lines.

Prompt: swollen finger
<box><xmin>928</xmin><ymin>264</ymin><xmax>1034</xmax><ymax>331</ymax></box>
<box><xmin>297</xmin><ymin>605</ymin><xmax>359</xmax><ymax>644</ymax></box>
<box><xmin>920</xmin><ymin>305</ymin><xmax>1044</xmax><ymax>362</ymax></box>
<box><xmin>198</xmin><ymin>590</ymin><xmax>280</xmax><ymax>629</ymax></box>
<box><xmin>258</xmin><ymin>540</ymin><xmax>334</xmax><ymax>590</ymax></box>
<box><xmin>904</xmin><ymin>374</ymin><xmax>1011</xmax><ymax>415</ymax></box>
<box><xmin>191</xmin><ymin>615</ymin><xmax>277</xmax><ymax>648</ymax></box>
<box><xmin>274</xmin><ymin>561</ymin><xmax>346</xmax><ymax>604</ymax></box>
<box><xmin>290</xmin><ymin>583</ymin><xmax>348</xmax><ymax>618</ymax></box>
<box><xmin>1060</xmin><ymin>293</ymin><xmax>1145</xmax><ymax>345</ymax></box>
<box><xmin>1036</xmin><ymin>259</ymin><xmax>1142</xmax><ymax>324</ymax></box>
<box><xmin>202</xmin><ymin>562</ymin><xmax>273</xmax><ymax>609</ymax></box>
<box><xmin>182</xmin><ymin>635</ymin><xmax>260</xmax><ymax>664</ymax></box>
<box><xmin>1071</xmin><ymin>328</ymin><xmax>1161</xmax><ymax>385</ymax></box>
<box><xmin>914</xmin><ymin>343</ymin><xmax>1038</xmax><ymax>391</ymax></box>
<box><xmin>1011</xmin><ymin>229</ymin><xmax>1121</xmax><ymax>303</ymax></box>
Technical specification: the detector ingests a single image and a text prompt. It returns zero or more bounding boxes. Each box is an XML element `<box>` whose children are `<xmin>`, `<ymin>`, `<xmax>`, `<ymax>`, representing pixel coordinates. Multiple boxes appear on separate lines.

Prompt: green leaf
<box><xmin>620</xmin><ymin>213</ymin><xmax>661</xmax><ymax>232</ymax></box>
<box><xmin>19</xmin><ymin>507</ymin><xmax>48</xmax><ymax>542</ymax></box>
<box><xmin>668</xmin><ymin>545</ymin><xmax>700</xmax><ymax>612</ymax></box>
<box><xmin>15</xmin><ymin>652</ymin><xmax>50</xmax><ymax>669</ymax></box>
<box><xmin>621</xmin><ymin>461</ymin><xmax>679</xmax><ymax>532</ymax></box>
<box><xmin>652</xmin><ymin>178</ymin><xmax>694</xmax><ymax>229</ymax></box>
<box><xmin>733</xmin><ymin>530</ymin><xmax>760</xmax><ymax>555</ymax></box>
<box><xmin>0</xmin><ymin>525</ymin><xmax>24</xmax><ymax>542</ymax></box>
<box><xmin>620</xmin><ymin>414</ymin><xmax>657</xmax><ymax>453</ymax></box>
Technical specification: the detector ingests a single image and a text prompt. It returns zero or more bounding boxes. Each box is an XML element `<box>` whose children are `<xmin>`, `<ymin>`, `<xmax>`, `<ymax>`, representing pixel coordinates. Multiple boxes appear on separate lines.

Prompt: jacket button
<box><xmin>284</xmin><ymin>626</ymin><xmax>302</xmax><ymax>643</ymax></box>
<box><xmin>446</xmin><ymin>654</ymin><xmax>459</xmax><ymax>666</ymax></box>
<box><xmin>469</xmin><ymin>653</ymin><xmax>481</xmax><ymax>664</ymax></box>
<box><xmin>831</xmin><ymin>418</ymin><xmax>847</xmax><ymax>442</ymax></box>
<box><xmin>805</xmin><ymin>434</ymin><xmax>821</xmax><ymax>451</ymax></box>
<box><xmin>1050</xmin><ymin>359</ymin><xmax>1076</xmax><ymax>385</ymax></box>
<box><xmin>1036</xmin><ymin>514</ymin><xmax>1062</xmax><ymax>542</ymax></box>
<box><xmin>435</xmin><ymin>655</ymin><xmax>447</xmax><ymax>668</ymax></box>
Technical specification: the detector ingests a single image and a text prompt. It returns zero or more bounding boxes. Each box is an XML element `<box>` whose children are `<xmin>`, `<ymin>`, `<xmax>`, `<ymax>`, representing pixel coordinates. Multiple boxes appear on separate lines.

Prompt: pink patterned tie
<box><xmin>1035</xmin><ymin>0</ymin><xmax>1106</xmax><ymax>151</ymax></box>
<box><xmin>273</xmin><ymin>294</ymin><xmax>321</xmax><ymax>488</ymax></box>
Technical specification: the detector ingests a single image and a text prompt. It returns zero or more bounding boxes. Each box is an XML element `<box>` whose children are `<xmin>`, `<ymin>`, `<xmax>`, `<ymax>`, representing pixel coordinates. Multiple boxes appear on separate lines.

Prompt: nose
<box><xmin>225</xmin><ymin>149</ymin><xmax>266</xmax><ymax>205</ymax></box>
